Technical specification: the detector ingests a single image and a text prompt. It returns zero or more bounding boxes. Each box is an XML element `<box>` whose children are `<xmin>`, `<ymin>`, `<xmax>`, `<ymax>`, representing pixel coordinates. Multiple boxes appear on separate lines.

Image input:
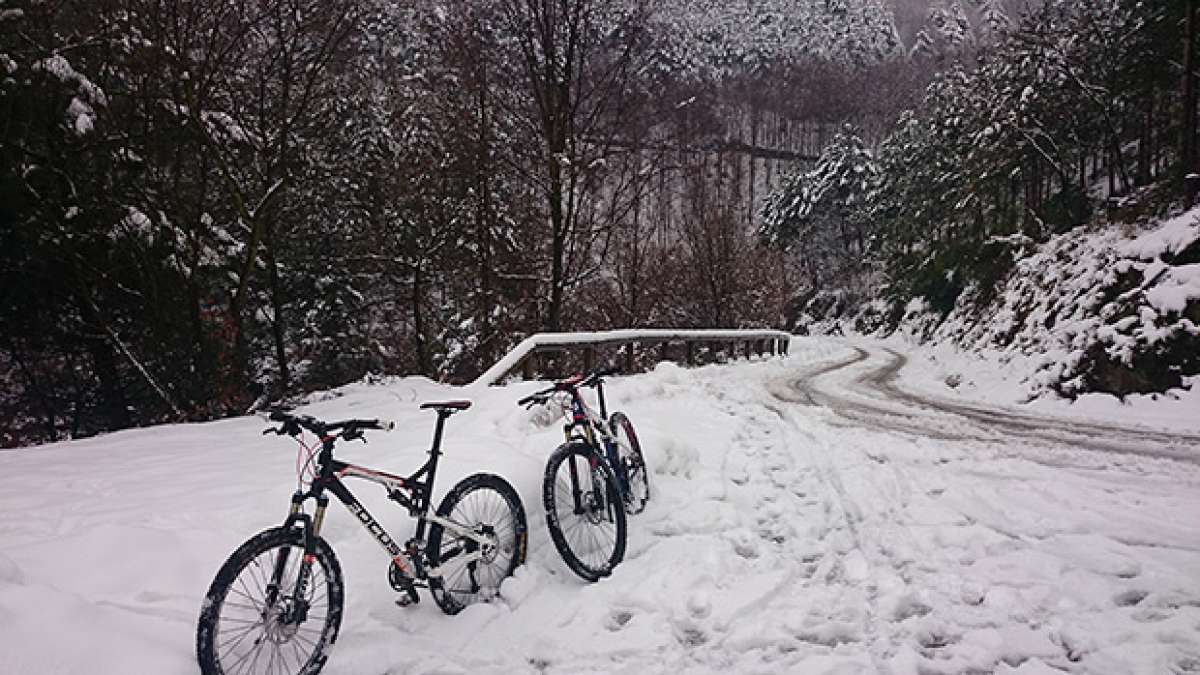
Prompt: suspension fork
<box><xmin>270</xmin><ymin>489</ymin><xmax>330</xmax><ymax>616</ymax></box>
<box><xmin>564</xmin><ymin>421</ymin><xmax>593</xmax><ymax>515</ymax></box>
<box><xmin>567</xmin><ymin>452</ymin><xmax>585</xmax><ymax>514</ymax></box>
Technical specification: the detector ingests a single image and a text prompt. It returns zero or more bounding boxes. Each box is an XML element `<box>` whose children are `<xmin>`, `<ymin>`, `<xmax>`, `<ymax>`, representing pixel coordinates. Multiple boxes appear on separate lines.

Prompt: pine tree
<box><xmin>760</xmin><ymin>125</ymin><xmax>878</xmax><ymax>288</ymax></box>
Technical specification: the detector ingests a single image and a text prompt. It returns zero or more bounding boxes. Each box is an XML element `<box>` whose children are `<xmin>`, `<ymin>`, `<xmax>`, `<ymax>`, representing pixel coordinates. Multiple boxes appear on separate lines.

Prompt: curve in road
<box><xmin>774</xmin><ymin>344</ymin><xmax>1200</xmax><ymax>466</ymax></box>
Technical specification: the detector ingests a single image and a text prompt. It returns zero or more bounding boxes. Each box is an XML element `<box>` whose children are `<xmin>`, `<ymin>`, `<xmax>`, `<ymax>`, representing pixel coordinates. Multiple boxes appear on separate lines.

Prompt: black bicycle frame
<box><xmin>281</xmin><ymin>411</ymin><xmax>454</xmax><ymax>577</ymax></box>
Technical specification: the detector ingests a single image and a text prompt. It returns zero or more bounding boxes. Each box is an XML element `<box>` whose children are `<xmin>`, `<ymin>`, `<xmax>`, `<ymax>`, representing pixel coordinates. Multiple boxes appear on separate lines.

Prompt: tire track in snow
<box><xmin>766</xmin><ymin>344</ymin><xmax>1200</xmax><ymax>673</ymax></box>
<box><xmin>661</xmin><ymin>380</ymin><xmax>889</xmax><ymax>671</ymax></box>
<box><xmin>779</xmin><ymin>345</ymin><xmax>1200</xmax><ymax>465</ymax></box>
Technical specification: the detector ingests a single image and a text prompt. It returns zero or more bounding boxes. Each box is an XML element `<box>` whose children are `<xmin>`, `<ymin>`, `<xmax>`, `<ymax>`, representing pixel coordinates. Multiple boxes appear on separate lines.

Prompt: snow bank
<box><xmin>899</xmin><ymin>207</ymin><xmax>1200</xmax><ymax>400</ymax></box>
<box><xmin>1</xmin><ymin>337</ymin><xmax>1197</xmax><ymax>674</ymax></box>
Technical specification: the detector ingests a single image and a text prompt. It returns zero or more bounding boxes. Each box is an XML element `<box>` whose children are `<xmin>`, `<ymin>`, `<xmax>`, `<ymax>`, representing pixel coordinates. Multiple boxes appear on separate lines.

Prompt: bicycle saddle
<box><xmin>420</xmin><ymin>400</ymin><xmax>473</xmax><ymax>412</ymax></box>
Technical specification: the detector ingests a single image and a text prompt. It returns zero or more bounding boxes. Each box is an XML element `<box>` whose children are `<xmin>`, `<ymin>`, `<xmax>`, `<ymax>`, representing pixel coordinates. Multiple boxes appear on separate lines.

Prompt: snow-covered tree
<box><xmin>760</xmin><ymin>125</ymin><xmax>878</xmax><ymax>288</ymax></box>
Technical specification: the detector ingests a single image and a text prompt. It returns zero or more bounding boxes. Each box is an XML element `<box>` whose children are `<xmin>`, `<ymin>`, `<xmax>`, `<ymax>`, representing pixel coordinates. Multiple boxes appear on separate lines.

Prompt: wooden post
<box><xmin>686</xmin><ymin>341</ymin><xmax>695</xmax><ymax>366</ymax></box>
<box><xmin>523</xmin><ymin>352</ymin><xmax>535</xmax><ymax>380</ymax></box>
<box><xmin>625</xmin><ymin>342</ymin><xmax>635</xmax><ymax>373</ymax></box>
<box><xmin>727</xmin><ymin>341</ymin><xmax>736</xmax><ymax>361</ymax></box>
<box><xmin>584</xmin><ymin>346</ymin><xmax>595</xmax><ymax>373</ymax></box>
<box><xmin>768</xmin><ymin>339</ymin><xmax>776</xmax><ymax>356</ymax></box>
<box><xmin>660</xmin><ymin>341</ymin><xmax>670</xmax><ymax>362</ymax></box>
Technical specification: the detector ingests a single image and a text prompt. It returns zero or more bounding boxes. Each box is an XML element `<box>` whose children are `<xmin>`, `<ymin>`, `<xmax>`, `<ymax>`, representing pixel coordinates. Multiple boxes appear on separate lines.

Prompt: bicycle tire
<box><xmin>609</xmin><ymin>411</ymin><xmax>651</xmax><ymax>515</ymax></box>
<box><xmin>426</xmin><ymin>472</ymin><xmax>528</xmax><ymax>615</ymax></box>
<box><xmin>543</xmin><ymin>442</ymin><xmax>627</xmax><ymax>581</ymax></box>
<box><xmin>197</xmin><ymin>527</ymin><xmax>344</xmax><ymax>675</ymax></box>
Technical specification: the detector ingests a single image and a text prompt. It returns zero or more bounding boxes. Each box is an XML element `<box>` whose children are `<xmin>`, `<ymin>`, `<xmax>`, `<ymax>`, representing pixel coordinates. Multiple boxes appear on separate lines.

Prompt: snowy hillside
<box><xmin>898</xmin><ymin>207</ymin><xmax>1200</xmax><ymax>401</ymax></box>
<box><xmin>788</xmin><ymin>207</ymin><xmax>1200</xmax><ymax>404</ymax></box>
<box><xmin>2</xmin><ymin>338</ymin><xmax>1198</xmax><ymax>674</ymax></box>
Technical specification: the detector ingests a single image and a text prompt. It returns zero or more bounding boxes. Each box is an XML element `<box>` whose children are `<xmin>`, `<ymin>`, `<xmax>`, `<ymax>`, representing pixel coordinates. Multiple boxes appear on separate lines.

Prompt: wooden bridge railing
<box><xmin>472</xmin><ymin>329</ymin><xmax>792</xmax><ymax>386</ymax></box>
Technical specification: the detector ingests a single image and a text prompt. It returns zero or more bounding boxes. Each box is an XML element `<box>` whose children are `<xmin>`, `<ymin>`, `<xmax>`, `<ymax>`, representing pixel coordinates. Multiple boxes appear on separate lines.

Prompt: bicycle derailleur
<box><xmin>388</xmin><ymin>540</ymin><xmax>424</xmax><ymax>607</ymax></box>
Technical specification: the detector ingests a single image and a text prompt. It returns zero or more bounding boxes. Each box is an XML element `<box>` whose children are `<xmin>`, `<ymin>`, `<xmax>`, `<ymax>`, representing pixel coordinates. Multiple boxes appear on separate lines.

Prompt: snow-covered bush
<box><xmin>924</xmin><ymin>209</ymin><xmax>1200</xmax><ymax>399</ymax></box>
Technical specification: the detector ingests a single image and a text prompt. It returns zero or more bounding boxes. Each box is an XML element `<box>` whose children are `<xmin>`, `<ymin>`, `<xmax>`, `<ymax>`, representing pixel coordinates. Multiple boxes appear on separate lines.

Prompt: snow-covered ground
<box><xmin>2</xmin><ymin>338</ymin><xmax>1198</xmax><ymax>674</ymax></box>
<box><xmin>877</xmin><ymin>332</ymin><xmax>1200</xmax><ymax>435</ymax></box>
<box><xmin>887</xmin><ymin>207</ymin><xmax>1200</xmax><ymax>406</ymax></box>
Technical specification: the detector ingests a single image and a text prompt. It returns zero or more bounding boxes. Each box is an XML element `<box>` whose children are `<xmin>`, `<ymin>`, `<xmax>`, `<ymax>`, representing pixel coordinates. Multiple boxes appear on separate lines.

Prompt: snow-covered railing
<box><xmin>472</xmin><ymin>329</ymin><xmax>792</xmax><ymax>386</ymax></box>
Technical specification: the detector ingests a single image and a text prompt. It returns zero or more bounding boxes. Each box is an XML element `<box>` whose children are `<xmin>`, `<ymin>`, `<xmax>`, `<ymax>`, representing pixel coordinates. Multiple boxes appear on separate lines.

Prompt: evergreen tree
<box><xmin>760</xmin><ymin>125</ymin><xmax>878</xmax><ymax>288</ymax></box>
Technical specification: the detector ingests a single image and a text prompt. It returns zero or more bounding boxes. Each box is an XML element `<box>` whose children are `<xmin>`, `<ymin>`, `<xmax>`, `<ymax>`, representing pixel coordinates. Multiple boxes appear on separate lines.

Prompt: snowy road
<box><xmin>779</xmin><ymin>345</ymin><xmax>1200</xmax><ymax>464</ymax></box>
<box><xmin>1</xmin><ymin>338</ymin><xmax>1198</xmax><ymax>674</ymax></box>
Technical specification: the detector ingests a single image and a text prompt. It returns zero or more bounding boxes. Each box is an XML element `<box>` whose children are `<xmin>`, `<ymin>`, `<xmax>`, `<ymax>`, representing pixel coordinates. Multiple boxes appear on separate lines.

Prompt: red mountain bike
<box><xmin>518</xmin><ymin>367</ymin><xmax>650</xmax><ymax>581</ymax></box>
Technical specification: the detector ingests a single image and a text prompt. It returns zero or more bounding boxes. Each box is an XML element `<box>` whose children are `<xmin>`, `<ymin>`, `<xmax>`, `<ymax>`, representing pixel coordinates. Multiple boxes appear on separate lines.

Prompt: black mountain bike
<box><xmin>196</xmin><ymin>403</ymin><xmax>527</xmax><ymax>675</ymax></box>
<box><xmin>518</xmin><ymin>367</ymin><xmax>650</xmax><ymax>581</ymax></box>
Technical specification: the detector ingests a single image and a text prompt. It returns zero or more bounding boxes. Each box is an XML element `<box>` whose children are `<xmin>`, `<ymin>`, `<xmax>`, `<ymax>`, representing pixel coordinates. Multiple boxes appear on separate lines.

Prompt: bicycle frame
<box><xmin>280</xmin><ymin>412</ymin><xmax>492</xmax><ymax>587</ymax></box>
<box><xmin>561</xmin><ymin>380</ymin><xmax>612</xmax><ymax>446</ymax></box>
<box><xmin>558</xmin><ymin>381</ymin><xmax>629</xmax><ymax>512</ymax></box>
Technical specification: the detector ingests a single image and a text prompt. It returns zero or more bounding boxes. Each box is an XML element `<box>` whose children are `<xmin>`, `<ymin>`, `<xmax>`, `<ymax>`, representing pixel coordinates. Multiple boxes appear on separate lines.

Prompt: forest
<box><xmin>2</xmin><ymin>0</ymin><xmax>1195</xmax><ymax>446</ymax></box>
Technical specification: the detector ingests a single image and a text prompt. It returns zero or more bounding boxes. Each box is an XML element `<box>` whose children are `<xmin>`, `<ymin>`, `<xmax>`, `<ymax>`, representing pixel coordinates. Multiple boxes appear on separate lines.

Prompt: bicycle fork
<box><xmin>566</xmin><ymin>452</ymin><xmax>617</xmax><ymax>523</ymax></box>
<box><xmin>266</xmin><ymin>492</ymin><xmax>331</xmax><ymax>626</ymax></box>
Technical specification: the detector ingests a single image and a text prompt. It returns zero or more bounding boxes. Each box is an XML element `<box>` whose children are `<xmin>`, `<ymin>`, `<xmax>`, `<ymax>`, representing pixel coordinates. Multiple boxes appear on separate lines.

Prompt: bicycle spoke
<box><xmin>217</xmin><ymin>619</ymin><xmax>262</xmax><ymax>655</ymax></box>
<box><xmin>288</xmin><ymin>639</ymin><xmax>306</xmax><ymax>673</ymax></box>
<box><xmin>548</xmin><ymin>452</ymin><xmax>621</xmax><ymax>573</ymax></box>
<box><xmin>207</xmin><ymin>537</ymin><xmax>339</xmax><ymax>675</ymax></box>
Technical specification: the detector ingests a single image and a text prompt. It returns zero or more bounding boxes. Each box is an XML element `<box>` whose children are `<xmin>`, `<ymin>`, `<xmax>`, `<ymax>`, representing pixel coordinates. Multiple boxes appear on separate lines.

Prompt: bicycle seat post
<box><xmin>428</xmin><ymin>410</ymin><xmax>450</xmax><ymax>459</ymax></box>
<box><xmin>596</xmin><ymin>380</ymin><xmax>608</xmax><ymax>420</ymax></box>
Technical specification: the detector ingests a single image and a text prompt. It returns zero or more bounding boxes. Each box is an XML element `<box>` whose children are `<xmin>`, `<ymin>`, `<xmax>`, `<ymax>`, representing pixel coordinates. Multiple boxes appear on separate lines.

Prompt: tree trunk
<box><xmin>265</xmin><ymin>232</ymin><xmax>289</xmax><ymax>398</ymax></box>
<box><xmin>548</xmin><ymin>185</ymin><xmax>565</xmax><ymax>332</ymax></box>
<box><xmin>476</xmin><ymin>57</ymin><xmax>495</xmax><ymax>366</ymax></box>
<box><xmin>1137</xmin><ymin>93</ymin><xmax>1152</xmax><ymax>186</ymax></box>
<box><xmin>1185</xmin><ymin>0</ymin><xmax>1198</xmax><ymax>204</ymax></box>
<box><xmin>412</xmin><ymin>265</ymin><xmax>430</xmax><ymax>376</ymax></box>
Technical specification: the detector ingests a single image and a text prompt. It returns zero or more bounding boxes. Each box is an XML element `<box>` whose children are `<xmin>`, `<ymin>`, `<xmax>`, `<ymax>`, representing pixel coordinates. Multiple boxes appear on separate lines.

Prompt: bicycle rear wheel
<box><xmin>610</xmin><ymin>411</ymin><xmax>650</xmax><ymax>515</ymax></box>
<box><xmin>426</xmin><ymin>472</ymin><xmax>528</xmax><ymax>615</ymax></box>
<box><xmin>543</xmin><ymin>442</ymin><xmax>627</xmax><ymax>581</ymax></box>
<box><xmin>196</xmin><ymin>527</ymin><xmax>343</xmax><ymax>675</ymax></box>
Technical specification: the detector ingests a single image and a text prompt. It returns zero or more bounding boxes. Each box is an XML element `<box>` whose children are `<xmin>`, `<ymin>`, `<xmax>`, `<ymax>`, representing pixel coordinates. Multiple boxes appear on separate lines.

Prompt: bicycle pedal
<box><xmin>390</xmin><ymin>577</ymin><xmax>421</xmax><ymax>607</ymax></box>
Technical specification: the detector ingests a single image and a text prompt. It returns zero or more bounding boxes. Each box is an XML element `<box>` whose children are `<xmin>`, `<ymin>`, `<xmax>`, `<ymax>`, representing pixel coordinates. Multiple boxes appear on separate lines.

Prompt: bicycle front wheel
<box><xmin>427</xmin><ymin>472</ymin><xmax>528</xmax><ymax>615</ymax></box>
<box><xmin>543</xmin><ymin>442</ymin><xmax>627</xmax><ymax>581</ymax></box>
<box><xmin>196</xmin><ymin>527</ymin><xmax>343</xmax><ymax>675</ymax></box>
<box><xmin>610</xmin><ymin>411</ymin><xmax>650</xmax><ymax>515</ymax></box>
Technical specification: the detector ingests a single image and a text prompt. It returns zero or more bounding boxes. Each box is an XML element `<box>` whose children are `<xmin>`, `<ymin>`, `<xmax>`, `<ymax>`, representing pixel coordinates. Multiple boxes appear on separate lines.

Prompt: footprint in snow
<box><xmin>687</xmin><ymin>591</ymin><xmax>712</xmax><ymax>619</ymax></box>
<box><xmin>606</xmin><ymin>610</ymin><xmax>634</xmax><ymax>631</ymax></box>
<box><xmin>915</xmin><ymin>628</ymin><xmax>958</xmax><ymax>651</ymax></box>
<box><xmin>1174</xmin><ymin>656</ymin><xmax>1200</xmax><ymax>673</ymax></box>
<box><xmin>891</xmin><ymin>594</ymin><xmax>933</xmax><ymax>622</ymax></box>
<box><xmin>794</xmin><ymin>622</ymin><xmax>861</xmax><ymax>647</ymax></box>
<box><xmin>675</xmin><ymin>623</ymin><xmax>708</xmax><ymax>647</ymax></box>
<box><xmin>1113</xmin><ymin>589</ymin><xmax>1149</xmax><ymax>607</ymax></box>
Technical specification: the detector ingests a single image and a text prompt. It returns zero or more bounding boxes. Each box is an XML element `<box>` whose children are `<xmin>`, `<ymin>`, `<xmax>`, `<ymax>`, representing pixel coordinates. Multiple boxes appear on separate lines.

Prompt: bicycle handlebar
<box><xmin>515</xmin><ymin>365</ymin><xmax>621</xmax><ymax>408</ymax></box>
<box><xmin>516</xmin><ymin>387</ymin><xmax>555</xmax><ymax>408</ymax></box>
<box><xmin>579</xmin><ymin>366</ymin><xmax>619</xmax><ymax>388</ymax></box>
<box><xmin>263</xmin><ymin>411</ymin><xmax>394</xmax><ymax>440</ymax></box>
